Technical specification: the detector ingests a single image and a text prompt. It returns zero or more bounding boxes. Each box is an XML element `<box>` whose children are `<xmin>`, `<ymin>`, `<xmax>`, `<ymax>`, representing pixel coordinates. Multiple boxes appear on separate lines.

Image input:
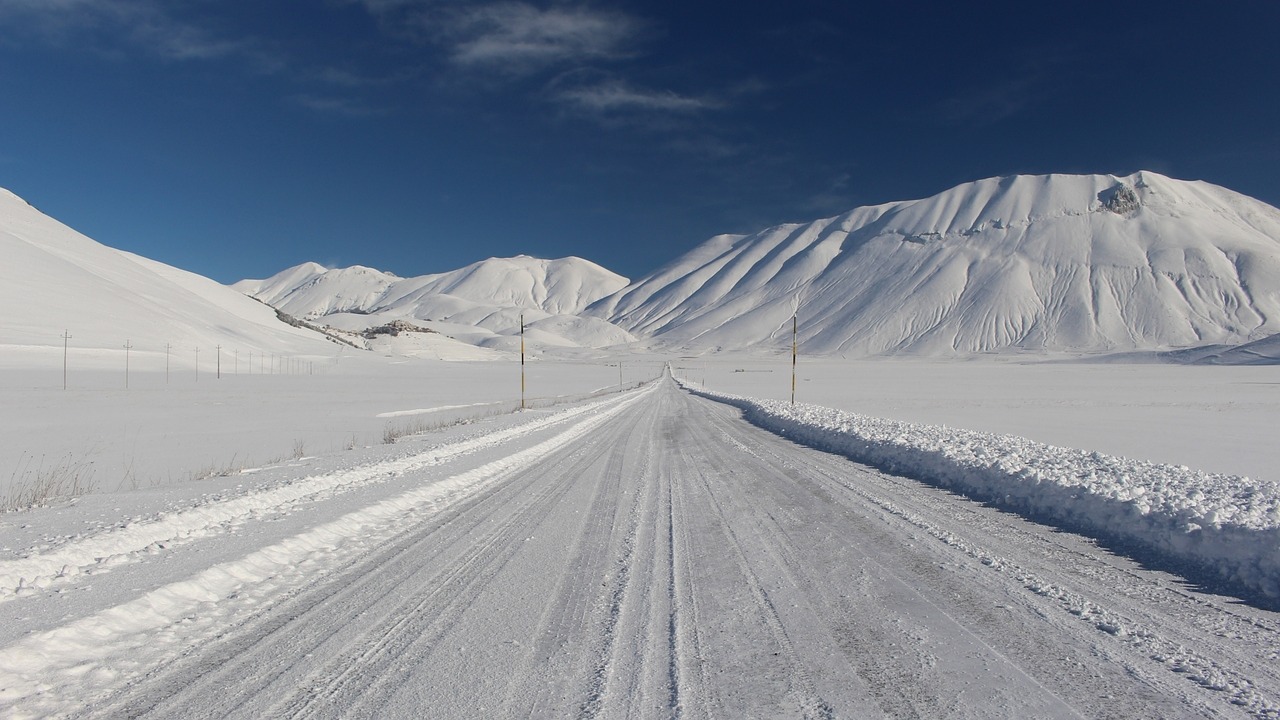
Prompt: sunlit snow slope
<box><xmin>236</xmin><ymin>256</ymin><xmax>635</xmax><ymax>350</ymax></box>
<box><xmin>593</xmin><ymin>172</ymin><xmax>1280</xmax><ymax>356</ymax></box>
<box><xmin>0</xmin><ymin>188</ymin><xmax>337</xmax><ymax>356</ymax></box>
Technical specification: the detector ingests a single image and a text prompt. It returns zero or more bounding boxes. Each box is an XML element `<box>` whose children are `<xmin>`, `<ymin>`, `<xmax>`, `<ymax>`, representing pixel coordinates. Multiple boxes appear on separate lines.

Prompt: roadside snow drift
<box><xmin>689</xmin><ymin>385</ymin><xmax>1280</xmax><ymax>599</ymax></box>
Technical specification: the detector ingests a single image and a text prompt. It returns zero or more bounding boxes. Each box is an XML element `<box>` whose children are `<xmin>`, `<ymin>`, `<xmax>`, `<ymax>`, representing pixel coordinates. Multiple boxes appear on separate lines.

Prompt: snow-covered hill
<box><xmin>592</xmin><ymin>172</ymin><xmax>1280</xmax><ymax>356</ymax></box>
<box><xmin>1157</xmin><ymin>332</ymin><xmax>1280</xmax><ymax>366</ymax></box>
<box><xmin>236</xmin><ymin>256</ymin><xmax>635</xmax><ymax>351</ymax></box>
<box><xmin>0</xmin><ymin>188</ymin><xmax>338</xmax><ymax>361</ymax></box>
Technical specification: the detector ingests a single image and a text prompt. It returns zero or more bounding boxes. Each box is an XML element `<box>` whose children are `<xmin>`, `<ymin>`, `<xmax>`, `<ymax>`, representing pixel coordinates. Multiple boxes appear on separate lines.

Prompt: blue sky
<box><xmin>2</xmin><ymin>1</ymin><xmax>1278</xmax><ymax>284</ymax></box>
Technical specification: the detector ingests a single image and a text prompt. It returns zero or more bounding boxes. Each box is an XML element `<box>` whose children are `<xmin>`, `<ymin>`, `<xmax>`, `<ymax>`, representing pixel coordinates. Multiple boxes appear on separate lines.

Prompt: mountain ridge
<box><xmin>235</xmin><ymin>255</ymin><xmax>634</xmax><ymax>351</ymax></box>
<box><xmin>7</xmin><ymin>170</ymin><xmax>1280</xmax><ymax>362</ymax></box>
<box><xmin>589</xmin><ymin>171</ymin><xmax>1280</xmax><ymax>356</ymax></box>
<box><xmin>0</xmin><ymin>187</ymin><xmax>339</xmax><ymax>360</ymax></box>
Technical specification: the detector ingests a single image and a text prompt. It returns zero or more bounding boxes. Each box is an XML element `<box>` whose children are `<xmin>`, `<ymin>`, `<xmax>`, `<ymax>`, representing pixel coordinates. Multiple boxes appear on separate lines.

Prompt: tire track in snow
<box><xmin>485</xmin><ymin>394</ymin><xmax>654</xmax><ymax>718</ymax></box>
<box><xmin>572</xmin><ymin>403</ymin><xmax>657</xmax><ymax>720</ymax></box>
<box><xmin>672</xmin><ymin>405</ymin><xmax>837</xmax><ymax>720</ymax></box>
<box><xmin>699</xmin><ymin>407</ymin><xmax>1083</xmax><ymax>718</ymax></box>
<box><xmin>96</xmin><ymin>420</ymin><xmax>622</xmax><ymax>720</ymax></box>
<box><xmin>696</xmin><ymin>391</ymin><xmax>1280</xmax><ymax>719</ymax></box>
<box><xmin>662</xmin><ymin>422</ymin><xmax>713</xmax><ymax>720</ymax></box>
<box><xmin>270</xmin><ymin>443</ymin><xmax>612</xmax><ymax>719</ymax></box>
<box><xmin>340</xmin><ymin>405</ymin><xmax>653</xmax><ymax>720</ymax></box>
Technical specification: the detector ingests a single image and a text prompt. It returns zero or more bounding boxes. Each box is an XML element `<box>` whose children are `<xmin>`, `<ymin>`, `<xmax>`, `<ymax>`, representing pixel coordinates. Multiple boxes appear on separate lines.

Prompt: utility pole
<box><xmin>520</xmin><ymin>314</ymin><xmax>526</xmax><ymax>410</ymax></box>
<box><xmin>61</xmin><ymin>330</ymin><xmax>72</xmax><ymax>390</ymax></box>
<box><xmin>791</xmin><ymin>313</ymin><xmax>797</xmax><ymax>405</ymax></box>
<box><xmin>216</xmin><ymin>345</ymin><xmax>222</xmax><ymax>379</ymax></box>
<box><xmin>124</xmin><ymin>340</ymin><xmax>132</xmax><ymax>389</ymax></box>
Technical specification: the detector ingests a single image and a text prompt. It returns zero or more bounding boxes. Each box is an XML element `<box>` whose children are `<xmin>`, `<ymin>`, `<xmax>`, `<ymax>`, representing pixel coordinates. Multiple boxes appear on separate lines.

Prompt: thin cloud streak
<box><xmin>350</xmin><ymin>0</ymin><xmax>643</xmax><ymax>77</ymax></box>
<box><xmin>447</xmin><ymin>3</ymin><xmax>638</xmax><ymax>71</ymax></box>
<box><xmin>0</xmin><ymin>0</ymin><xmax>269</xmax><ymax>65</ymax></box>
<box><xmin>557</xmin><ymin>81</ymin><xmax>717</xmax><ymax>114</ymax></box>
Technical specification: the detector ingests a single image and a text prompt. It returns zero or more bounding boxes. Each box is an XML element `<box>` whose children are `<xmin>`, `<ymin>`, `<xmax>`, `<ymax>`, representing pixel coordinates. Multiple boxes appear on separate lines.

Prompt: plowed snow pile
<box><xmin>690</xmin><ymin>384</ymin><xmax>1280</xmax><ymax>598</ymax></box>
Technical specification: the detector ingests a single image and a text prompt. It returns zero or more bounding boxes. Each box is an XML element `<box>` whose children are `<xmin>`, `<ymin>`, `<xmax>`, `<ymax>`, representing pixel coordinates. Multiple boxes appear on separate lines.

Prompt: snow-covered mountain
<box><xmin>591</xmin><ymin>172</ymin><xmax>1280</xmax><ymax>356</ymax></box>
<box><xmin>235</xmin><ymin>256</ymin><xmax>635</xmax><ymax>351</ymax></box>
<box><xmin>0</xmin><ymin>188</ymin><xmax>338</xmax><ymax>361</ymax></box>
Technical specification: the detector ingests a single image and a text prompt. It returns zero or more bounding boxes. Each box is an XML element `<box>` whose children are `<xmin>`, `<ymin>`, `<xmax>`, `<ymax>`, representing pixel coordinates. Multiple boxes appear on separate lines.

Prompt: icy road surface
<box><xmin>2</xmin><ymin>379</ymin><xmax>1279</xmax><ymax>718</ymax></box>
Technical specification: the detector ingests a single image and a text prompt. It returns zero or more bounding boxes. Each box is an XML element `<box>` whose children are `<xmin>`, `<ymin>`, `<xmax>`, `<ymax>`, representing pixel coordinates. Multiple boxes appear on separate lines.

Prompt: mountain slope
<box><xmin>237</xmin><ymin>256</ymin><xmax>635</xmax><ymax>350</ymax></box>
<box><xmin>592</xmin><ymin>172</ymin><xmax>1280</xmax><ymax>355</ymax></box>
<box><xmin>0</xmin><ymin>188</ymin><xmax>338</xmax><ymax>359</ymax></box>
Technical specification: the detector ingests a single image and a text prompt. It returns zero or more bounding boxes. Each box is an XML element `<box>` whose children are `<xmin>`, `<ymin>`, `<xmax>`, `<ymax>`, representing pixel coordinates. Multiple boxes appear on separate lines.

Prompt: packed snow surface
<box><xmin>594</xmin><ymin>172</ymin><xmax>1280</xmax><ymax>356</ymax></box>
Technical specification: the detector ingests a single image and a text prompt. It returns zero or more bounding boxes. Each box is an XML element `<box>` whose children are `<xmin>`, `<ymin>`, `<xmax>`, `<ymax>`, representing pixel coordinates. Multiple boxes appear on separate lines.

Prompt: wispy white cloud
<box><xmin>0</xmin><ymin>0</ymin><xmax>270</xmax><ymax>65</ymax></box>
<box><xmin>447</xmin><ymin>3</ymin><xmax>637</xmax><ymax>71</ymax></box>
<box><xmin>556</xmin><ymin>80</ymin><xmax>716</xmax><ymax>114</ymax></box>
<box><xmin>349</xmin><ymin>0</ymin><xmax>640</xmax><ymax>75</ymax></box>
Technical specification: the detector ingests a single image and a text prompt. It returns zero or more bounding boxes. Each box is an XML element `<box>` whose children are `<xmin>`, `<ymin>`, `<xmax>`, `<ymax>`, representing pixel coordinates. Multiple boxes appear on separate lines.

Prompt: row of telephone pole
<box><xmin>58</xmin><ymin>331</ymin><xmax>320</xmax><ymax>390</ymax></box>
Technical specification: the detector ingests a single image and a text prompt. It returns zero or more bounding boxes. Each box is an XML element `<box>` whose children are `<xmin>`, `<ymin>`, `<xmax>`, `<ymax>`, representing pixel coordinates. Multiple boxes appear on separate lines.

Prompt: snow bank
<box><xmin>688</xmin><ymin>385</ymin><xmax>1280</xmax><ymax>599</ymax></box>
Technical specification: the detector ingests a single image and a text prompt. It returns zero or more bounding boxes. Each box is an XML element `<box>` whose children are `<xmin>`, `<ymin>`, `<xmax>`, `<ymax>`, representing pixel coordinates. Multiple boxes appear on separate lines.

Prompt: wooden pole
<box><xmin>791</xmin><ymin>314</ymin><xmax>797</xmax><ymax>405</ymax></box>
<box><xmin>61</xmin><ymin>330</ymin><xmax>71</xmax><ymax>390</ymax></box>
<box><xmin>520</xmin><ymin>314</ymin><xmax>526</xmax><ymax>410</ymax></box>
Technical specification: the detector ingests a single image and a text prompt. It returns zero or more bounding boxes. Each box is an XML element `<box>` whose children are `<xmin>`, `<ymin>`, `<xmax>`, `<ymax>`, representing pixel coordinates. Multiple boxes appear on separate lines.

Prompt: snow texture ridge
<box><xmin>596</xmin><ymin>172</ymin><xmax>1280</xmax><ymax>356</ymax></box>
<box><xmin>687</xmin><ymin>383</ymin><xmax>1280</xmax><ymax>599</ymax></box>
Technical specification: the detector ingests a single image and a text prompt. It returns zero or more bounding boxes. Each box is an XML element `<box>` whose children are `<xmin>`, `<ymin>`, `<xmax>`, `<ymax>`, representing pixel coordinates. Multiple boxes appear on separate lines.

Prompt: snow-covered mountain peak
<box><xmin>236</xmin><ymin>255</ymin><xmax>634</xmax><ymax>351</ymax></box>
<box><xmin>593</xmin><ymin>171</ymin><xmax>1280</xmax><ymax>356</ymax></box>
<box><xmin>0</xmin><ymin>187</ymin><xmax>33</xmax><ymax>208</ymax></box>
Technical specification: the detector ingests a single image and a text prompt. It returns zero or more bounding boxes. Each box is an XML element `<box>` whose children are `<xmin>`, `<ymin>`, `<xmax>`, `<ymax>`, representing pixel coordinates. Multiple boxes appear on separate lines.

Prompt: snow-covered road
<box><xmin>3</xmin><ymin>378</ymin><xmax>1279</xmax><ymax>718</ymax></box>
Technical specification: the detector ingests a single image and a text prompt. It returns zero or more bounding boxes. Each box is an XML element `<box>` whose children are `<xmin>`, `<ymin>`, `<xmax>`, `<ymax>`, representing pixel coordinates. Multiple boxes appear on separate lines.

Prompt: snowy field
<box><xmin>0</xmin><ymin>348</ymin><xmax>662</xmax><ymax>510</ymax></box>
<box><xmin>3</xmin><ymin>350</ymin><xmax>1276</xmax><ymax>509</ymax></box>
<box><xmin>688</xmin><ymin>356</ymin><xmax>1280</xmax><ymax>483</ymax></box>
